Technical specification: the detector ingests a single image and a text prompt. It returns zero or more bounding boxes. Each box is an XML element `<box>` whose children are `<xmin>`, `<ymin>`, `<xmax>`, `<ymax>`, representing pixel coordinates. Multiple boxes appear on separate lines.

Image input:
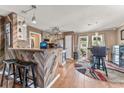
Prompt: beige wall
<box><xmin>117</xmin><ymin>26</ymin><xmax>124</xmax><ymax>45</ymax></box>
<box><xmin>75</xmin><ymin>30</ymin><xmax>118</xmax><ymax>61</ymax></box>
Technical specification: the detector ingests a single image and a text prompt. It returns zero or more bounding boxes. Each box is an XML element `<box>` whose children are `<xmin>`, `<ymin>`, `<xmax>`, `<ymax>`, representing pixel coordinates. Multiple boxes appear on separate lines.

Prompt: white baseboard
<box><xmin>46</xmin><ymin>74</ymin><xmax>60</xmax><ymax>88</ymax></box>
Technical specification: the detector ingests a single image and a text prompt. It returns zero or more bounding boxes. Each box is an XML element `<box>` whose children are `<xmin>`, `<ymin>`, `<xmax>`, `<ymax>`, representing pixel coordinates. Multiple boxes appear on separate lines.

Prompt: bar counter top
<box><xmin>7</xmin><ymin>47</ymin><xmax>62</xmax><ymax>88</ymax></box>
<box><xmin>9</xmin><ymin>48</ymin><xmax>62</xmax><ymax>51</ymax></box>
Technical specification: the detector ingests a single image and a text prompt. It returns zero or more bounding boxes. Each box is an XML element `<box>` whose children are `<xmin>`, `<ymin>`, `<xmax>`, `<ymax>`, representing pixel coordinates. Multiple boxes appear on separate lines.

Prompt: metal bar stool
<box><xmin>13</xmin><ymin>61</ymin><xmax>37</xmax><ymax>88</ymax></box>
<box><xmin>0</xmin><ymin>59</ymin><xmax>17</xmax><ymax>87</ymax></box>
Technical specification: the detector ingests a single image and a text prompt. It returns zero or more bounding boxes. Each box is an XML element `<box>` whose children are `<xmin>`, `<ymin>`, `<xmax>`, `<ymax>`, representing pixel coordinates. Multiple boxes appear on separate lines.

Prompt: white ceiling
<box><xmin>0</xmin><ymin>5</ymin><xmax>124</xmax><ymax>32</ymax></box>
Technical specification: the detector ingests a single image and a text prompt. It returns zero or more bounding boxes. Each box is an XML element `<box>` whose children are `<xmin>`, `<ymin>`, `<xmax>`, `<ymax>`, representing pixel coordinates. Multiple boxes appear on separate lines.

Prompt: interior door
<box><xmin>65</xmin><ymin>35</ymin><xmax>72</xmax><ymax>59</ymax></box>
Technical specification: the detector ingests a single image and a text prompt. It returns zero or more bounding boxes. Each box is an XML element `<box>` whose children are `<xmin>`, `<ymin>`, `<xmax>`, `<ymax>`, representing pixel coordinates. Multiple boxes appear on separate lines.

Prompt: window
<box><xmin>78</xmin><ymin>36</ymin><xmax>89</xmax><ymax>59</ymax></box>
<box><xmin>92</xmin><ymin>34</ymin><xmax>105</xmax><ymax>46</ymax></box>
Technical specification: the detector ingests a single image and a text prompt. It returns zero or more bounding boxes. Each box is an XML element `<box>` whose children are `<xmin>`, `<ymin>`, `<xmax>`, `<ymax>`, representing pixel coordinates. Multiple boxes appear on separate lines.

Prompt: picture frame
<box><xmin>29</xmin><ymin>31</ymin><xmax>41</xmax><ymax>48</ymax></box>
<box><xmin>121</xmin><ymin>30</ymin><xmax>124</xmax><ymax>40</ymax></box>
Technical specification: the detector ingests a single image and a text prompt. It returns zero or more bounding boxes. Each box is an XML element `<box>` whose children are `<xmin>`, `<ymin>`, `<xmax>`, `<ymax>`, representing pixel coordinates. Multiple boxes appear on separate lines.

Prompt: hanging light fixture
<box><xmin>21</xmin><ymin>5</ymin><xmax>37</xmax><ymax>25</ymax></box>
<box><xmin>32</xmin><ymin>13</ymin><xmax>36</xmax><ymax>24</ymax></box>
<box><xmin>32</xmin><ymin>5</ymin><xmax>37</xmax><ymax>24</ymax></box>
<box><xmin>51</xmin><ymin>27</ymin><xmax>62</xmax><ymax>35</ymax></box>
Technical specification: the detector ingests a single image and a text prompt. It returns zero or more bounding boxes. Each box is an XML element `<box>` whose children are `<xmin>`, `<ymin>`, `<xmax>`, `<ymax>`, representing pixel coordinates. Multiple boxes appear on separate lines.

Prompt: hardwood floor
<box><xmin>1</xmin><ymin>60</ymin><xmax>124</xmax><ymax>88</ymax></box>
<box><xmin>0</xmin><ymin>76</ymin><xmax>22</xmax><ymax>88</ymax></box>
<box><xmin>52</xmin><ymin>61</ymin><xmax>124</xmax><ymax>88</ymax></box>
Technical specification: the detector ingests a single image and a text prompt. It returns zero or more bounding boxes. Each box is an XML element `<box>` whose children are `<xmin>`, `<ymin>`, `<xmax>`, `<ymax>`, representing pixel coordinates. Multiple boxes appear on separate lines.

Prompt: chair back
<box><xmin>92</xmin><ymin>46</ymin><xmax>106</xmax><ymax>57</ymax></box>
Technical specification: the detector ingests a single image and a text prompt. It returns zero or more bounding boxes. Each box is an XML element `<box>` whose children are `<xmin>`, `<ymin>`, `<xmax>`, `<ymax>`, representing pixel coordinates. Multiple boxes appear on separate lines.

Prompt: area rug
<box><xmin>75</xmin><ymin>61</ymin><xmax>124</xmax><ymax>83</ymax></box>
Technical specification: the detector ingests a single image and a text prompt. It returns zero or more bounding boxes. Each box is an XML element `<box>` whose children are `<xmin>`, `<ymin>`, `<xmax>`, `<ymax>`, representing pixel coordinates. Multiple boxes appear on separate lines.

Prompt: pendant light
<box><xmin>21</xmin><ymin>5</ymin><xmax>37</xmax><ymax>25</ymax></box>
<box><xmin>32</xmin><ymin>14</ymin><xmax>36</xmax><ymax>24</ymax></box>
<box><xmin>32</xmin><ymin>6</ymin><xmax>36</xmax><ymax>24</ymax></box>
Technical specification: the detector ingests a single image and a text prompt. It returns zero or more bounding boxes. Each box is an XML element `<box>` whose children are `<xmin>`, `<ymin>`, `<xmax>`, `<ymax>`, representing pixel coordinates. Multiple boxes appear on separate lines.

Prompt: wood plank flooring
<box><xmin>0</xmin><ymin>76</ymin><xmax>22</xmax><ymax>88</ymax></box>
<box><xmin>52</xmin><ymin>61</ymin><xmax>124</xmax><ymax>88</ymax></box>
<box><xmin>1</xmin><ymin>60</ymin><xmax>124</xmax><ymax>88</ymax></box>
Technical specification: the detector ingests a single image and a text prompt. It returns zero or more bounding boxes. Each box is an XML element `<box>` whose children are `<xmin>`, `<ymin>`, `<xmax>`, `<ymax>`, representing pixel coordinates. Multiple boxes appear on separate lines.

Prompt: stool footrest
<box><xmin>28</xmin><ymin>82</ymin><xmax>34</xmax><ymax>87</ymax></box>
<box><xmin>14</xmin><ymin>61</ymin><xmax>37</xmax><ymax>88</ymax></box>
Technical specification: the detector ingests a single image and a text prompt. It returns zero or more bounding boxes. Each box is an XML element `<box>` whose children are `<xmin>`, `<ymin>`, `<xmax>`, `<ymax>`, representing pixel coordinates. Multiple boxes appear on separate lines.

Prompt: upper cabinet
<box><xmin>17</xmin><ymin>16</ymin><xmax>27</xmax><ymax>40</ymax></box>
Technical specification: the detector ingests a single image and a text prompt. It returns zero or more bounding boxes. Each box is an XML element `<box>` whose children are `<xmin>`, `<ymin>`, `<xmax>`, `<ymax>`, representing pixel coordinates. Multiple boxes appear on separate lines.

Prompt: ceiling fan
<box><xmin>44</xmin><ymin>27</ymin><xmax>62</xmax><ymax>35</ymax></box>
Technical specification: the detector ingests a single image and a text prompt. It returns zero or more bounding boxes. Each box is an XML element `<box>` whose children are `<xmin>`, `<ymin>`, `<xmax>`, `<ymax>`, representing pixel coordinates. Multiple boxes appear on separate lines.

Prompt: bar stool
<box><xmin>0</xmin><ymin>59</ymin><xmax>17</xmax><ymax>87</ymax></box>
<box><xmin>91</xmin><ymin>46</ymin><xmax>108</xmax><ymax>77</ymax></box>
<box><xmin>13</xmin><ymin>61</ymin><xmax>37</xmax><ymax>88</ymax></box>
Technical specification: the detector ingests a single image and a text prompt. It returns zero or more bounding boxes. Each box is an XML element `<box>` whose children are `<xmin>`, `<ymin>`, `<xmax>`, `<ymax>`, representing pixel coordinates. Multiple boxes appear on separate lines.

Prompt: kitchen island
<box><xmin>8</xmin><ymin>48</ymin><xmax>62</xmax><ymax>88</ymax></box>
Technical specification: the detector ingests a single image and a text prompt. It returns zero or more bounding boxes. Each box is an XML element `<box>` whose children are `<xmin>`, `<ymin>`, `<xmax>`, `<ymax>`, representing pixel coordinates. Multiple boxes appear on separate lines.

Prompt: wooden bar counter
<box><xmin>8</xmin><ymin>48</ymin><xmax>61</xmax><ymax>88</ymax></box>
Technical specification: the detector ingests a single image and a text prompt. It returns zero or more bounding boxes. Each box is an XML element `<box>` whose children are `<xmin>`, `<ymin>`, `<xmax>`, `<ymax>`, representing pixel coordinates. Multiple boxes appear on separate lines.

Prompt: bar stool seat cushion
<box><xmin>15</xmin><ymin>61</ymin><xmax>36</xmax><ymax>68</ymax></box>
<box><xmin>3</xmin><ymin>59</ymin><xmax>17</xmax><ymax>64</ymax></box>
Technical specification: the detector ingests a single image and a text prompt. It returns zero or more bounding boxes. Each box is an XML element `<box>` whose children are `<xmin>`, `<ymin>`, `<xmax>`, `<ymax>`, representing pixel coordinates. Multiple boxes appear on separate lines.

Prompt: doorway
<box><xmin>65</xmin><ymin>35</ymin><xmax>72</xmax><ymax>59</ymax></box>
